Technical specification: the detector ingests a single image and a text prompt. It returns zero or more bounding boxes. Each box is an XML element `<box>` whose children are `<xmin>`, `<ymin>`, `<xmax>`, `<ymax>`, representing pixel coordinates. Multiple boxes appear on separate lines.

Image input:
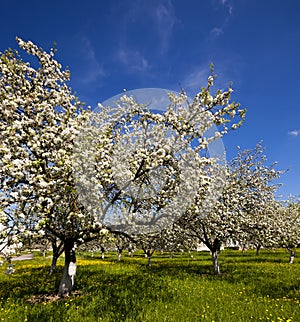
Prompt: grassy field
<box><xmin>0</xmin><ymin>249</ymin><xmax>299</xmax><ymax>321</ymax></box>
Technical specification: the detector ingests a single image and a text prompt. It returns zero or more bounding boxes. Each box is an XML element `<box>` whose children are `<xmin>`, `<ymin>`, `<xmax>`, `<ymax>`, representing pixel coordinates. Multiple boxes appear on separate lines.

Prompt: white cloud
<box><xmin>182</xmin><ymin>60</ymin><xmax>242</xmax><ymax>96</ymax></box>
<box><xmin>220</xmin><ymin>0</ymin><xmax>233</xmax><ymax>15</ymax></box>
<box><xmin>211</xmin><ymin>27</ymin><xmax>224</xmax><ymax>37</ymax></box>
<box><xmin>182</xmin><ymin>66</ymin><xmax>210</xmax><ymax>92</ymax></box>
<box><xmin>116</xmin><ymin>0</ymin><xmax>177</xmax><ymax>54</ymax></box>
<box><xmin>208</xmin><ymin>1</ymin><xmax>233</xmax><ymax>39</ymax></box>
<box><xmin>154</xmin><ymin>0</ymin><xmax>177</xmax><ymax>53</ymax></box>
<box><xmin>79</xmin><ymin>37</ymin><xmax>105</xmax><ymax>84</ymax></box>
<box><xmin>288</xmin><ymin>130</ymin><xmax>300</xmax><ymax>137</ymax></box>
<box><xmin>117</xmin><ymin>48</ymin><xmax>149</xmax><ymax>72</ymax></box>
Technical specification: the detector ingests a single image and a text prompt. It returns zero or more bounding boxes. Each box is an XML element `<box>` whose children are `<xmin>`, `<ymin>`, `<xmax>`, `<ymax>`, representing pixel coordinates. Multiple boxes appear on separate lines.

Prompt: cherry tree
<box><xmin>274</xmin><ymin>198</ymin><xmax>300</xmax><ymax>263</ymax></box>
<box><xmin>180</xmin><ymin>143</ymin><xmax>282</xmax><ymax>274</ymax></box>
<box><xmin>74</xmin><ymin>62</ymin><xmax>246</xmax><ymax>235</ymax></box>
<box><xmin>1</xmin><ymin>38</ymin><xmax>245</xmax><ymax>296</ymax></box>
<box><xmin>0</xmin><ymin>38</ymin><xmax>95</xmax><ymax>295</ymax></box>
<box><xmin>229</xmin><ymin>144</ymin><xmax>284</xmax><ymax>254</ymax></box>
<box><xmin>78</xmin><ymin>228</ymin><xmax>113</xmax><ymax>259</ymax></box>
<box><xmin>159</xmin><ymin>223</ymin><xmax>197</xmax><ymax>258</ymax></box>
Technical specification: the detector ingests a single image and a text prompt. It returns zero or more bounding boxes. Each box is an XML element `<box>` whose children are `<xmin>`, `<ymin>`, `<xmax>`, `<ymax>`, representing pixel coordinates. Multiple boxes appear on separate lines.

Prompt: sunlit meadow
<box><xmin>0</xmin><ymin>249</ymin><xmax>299</xmax><ymax>321</ymax></box>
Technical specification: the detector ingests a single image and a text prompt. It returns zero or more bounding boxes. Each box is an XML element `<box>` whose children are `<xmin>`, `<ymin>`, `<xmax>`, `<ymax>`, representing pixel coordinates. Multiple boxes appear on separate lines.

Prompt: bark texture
<box><xmin>50</xmin><ymin>240</ymin><xmax>64</xmax><ymax>275</ymax></box>
<box><xmin>288</xmin><ymin>249</ymin><xmax>295</xmax><ymax>264</ymax></box>
<box><xmin>58</xmin><ymin>240</ymin><xmax>76</xmax><ymax>297</ymax></box>
<box><xmin>210</xmin><ymin>239</ymin><xmax>221</xmax><ymax>275</ymax></box>
<box><xmin>255</xmin><ymin>244</ymin><xmax>261</xmax><ymax>256</ymax></box>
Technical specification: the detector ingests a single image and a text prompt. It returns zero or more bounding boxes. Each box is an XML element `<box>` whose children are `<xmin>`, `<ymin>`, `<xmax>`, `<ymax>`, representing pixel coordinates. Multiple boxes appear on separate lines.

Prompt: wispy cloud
<box><xmin>182</xmin><ymin>66</ymin><xmax>210</xmax><ymax>93</ymax></box>
<box><xmin>79</xmin><ymin>37</ymin><xmax>105</xmax><ymax>84</ymax></box>
<box><xmin>182</xmin><ymin>60</ymin><xmax>242</xmax><ymax>95</ymax></box>
<box><xmin>288</xmin><ymin>130</ymin><xmax>300</xmax><ymax>137</ymax></box>
<box><xmin>209</xmin><ymin>0</ymin><xmax>233</xmax><ymax>37</ymax></box>
<box><xmin>153</xmin><ymin>0</ymin><xmax>177</xmax><ymax>53</ymax></box>
<box><xmin>220</xmin><ymin>0</ymin><xmax>233</xmax><ymax>15</ymax></box>
<box><xmin>115</xmin><ymin>0</ymin><xmax>177</xmax><ymax>55</ymax></box>
<box><xmin>117</xmin><ymin>48</ymin><xmax>149</xmax><ymax>72</ymax></box>
<box><xmin>211</xmin><ymin>27</ymin><xmax>224</xmax><ymax>37</ymax></box>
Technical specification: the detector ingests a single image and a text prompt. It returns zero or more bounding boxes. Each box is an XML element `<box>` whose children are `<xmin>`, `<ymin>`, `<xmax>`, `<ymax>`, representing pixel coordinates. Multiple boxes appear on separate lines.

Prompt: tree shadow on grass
<box><xmin>0</xmin><ymin>261</ymin><xmax>180</xmax><ymax>321</ymax></box>
<box><xmin>1</xmin><ymin>252</ymin><xmax>299</xmax><ymax>321</ymax></box>
<box><xmin>64</xmin><ymin>266</ymin><xmax>178</xmax><ymax>321</ymax></box>
<box><xmin>216</xmin><ymin>263</ymin><xmax>300</xmax><ymax>300</ymax></box>
<box><xmin>75</xmin><ymin>257</ymin><xmax>300</xmax><ymax>321</ymax></box>
<box><xmin>222</xmin><ymin>250</ymin><xmax>291</xmax><ymax>264</ymax></box>
<box><xmin>0</xmin><ymin>265</ymin><xmax>63</xmax><ymax>300</ymax></box>
<box><xmin>110</xmin><ymin>254</ymin><xmax>300</xmax><ymax>301</ymax></box>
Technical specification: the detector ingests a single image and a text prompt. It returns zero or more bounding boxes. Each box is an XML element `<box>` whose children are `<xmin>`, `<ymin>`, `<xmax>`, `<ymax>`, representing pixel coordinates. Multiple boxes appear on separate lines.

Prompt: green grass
<box><xmin>0</xmin><ymin>249</ymin><xmax>299</xmax><ymax>321</ymax></box>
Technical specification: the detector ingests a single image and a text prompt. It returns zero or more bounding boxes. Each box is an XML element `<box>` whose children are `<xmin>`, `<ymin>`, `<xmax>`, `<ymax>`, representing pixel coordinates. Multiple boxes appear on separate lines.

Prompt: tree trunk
<box><xmin>101</xmin><ymin>247</ymin><xmax>105</xmax><ymax>259</ymax></box>
<box><xmin>117</xmin><ymin>252</ymin><xmax>121</xmax><ymax>261</ymax></box>
<box><xmin>211</xmin><ymin>250</ymin><xmax>220</xmax><ymax>275</ymax></box>
<box><xmin>255</xmin><ymin>244</ymin><xmax>261</xmax><ymax>256</ymax></box>
<box><xmin>188</xmin><ymin>250</ymin><xmax>194</xmax><ymax>259</ymax></box>
<box><xmin>210</xmin><ymin>239</ymin><xmax>221</xmax><ymax>275</ymax></box>
<box><xmin>58</xmin><ymin>240</ymin><xmax>76</xmax><ymax>297</ymax></box>
<box><xmin>169</xmin><ymin>251</ymin><xmax>173</xmax><ymax>259</ymax></box>
<box><xmin>147</xmin><ymin>253</ymin><xmax>152</xmax><ymax>266</ymax></box>
<box><xmin>288</xmin><ymin>249</ymin><xmax>295</xmax><ymax>264</ymax></box>
<box><xmin>50</xmin><ymin>240</ymin><xmax>64</xmax><ymax>275</ymax></box>
<box><xmin>50</xmin><ymin>255</ymin><xmax>58</xmax><ymax>275</ymax></box>
<box><xmin>241</xmin><ymin>244</ymin><xmax>246</xmax><ymax>254</ymax></box>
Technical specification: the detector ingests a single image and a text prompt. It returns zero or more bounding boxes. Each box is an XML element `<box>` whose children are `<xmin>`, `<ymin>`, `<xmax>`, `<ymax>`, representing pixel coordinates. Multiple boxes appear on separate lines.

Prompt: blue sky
<box><xmin>1</xmin><ymin>0</ymin><xmax>299</xmax><ymax>198</ymax></box>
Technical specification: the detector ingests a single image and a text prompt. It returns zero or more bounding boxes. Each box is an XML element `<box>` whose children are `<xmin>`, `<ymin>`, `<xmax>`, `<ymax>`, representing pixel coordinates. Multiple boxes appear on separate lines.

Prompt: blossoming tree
<box><xmin>0</xmin><ymin>38</ymin><xmax>245</xmax><ymax>295</ymax></box>
<box><xmin>180</xmin><ymin>143</ymin><xmax>282</xmax><ymax>274</ymax></box>
<box><xmin>274</xmin><ymin>198</ymin><xmax>300</xmax><ymax>263</ymax></box>
<box><xmin>0</xmin><ymin>38</ymin><xmax>91</xmax><ymax>295</ymax></box>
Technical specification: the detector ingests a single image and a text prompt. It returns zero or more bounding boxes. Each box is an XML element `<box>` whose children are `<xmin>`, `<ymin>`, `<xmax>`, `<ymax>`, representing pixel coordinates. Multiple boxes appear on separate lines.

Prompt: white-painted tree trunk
<box><xmin>117</xmin><ymin>252</ymin><xmax>121</xmax><ymax>261</ymax></box>
<box><xmin>255</xmin><ymin>244</ymin><xmax>261</xmax><ymax>256</ymax></box>
<box><xmin>288</xmin><ymin>249</ymin><xmax>295</xmax><ymax>264</ymax></box>
<box><xmin>211</xmin><ymin>250</ymin><xmax>220</xmax><ymax>275</ymax></box>
<box><xmin>58</xmin><ymin>240</ymin><xmax>76</xmax><ymax>297</ymax></box>
<box><xmin>209</xmin><ymin>238</ymin><xmax>221</xmax><ymax>275</ymax></box>
<box><xmin>241</xmin><ymin>244</ymin><xmax>246</xmax><ymax>253</ymax></box>
<box><xmin>128</xmin><ymin>250</ymin><xmax>134</xmax><ymax>257</ymax></box>
<box><xmin>188</xmin><ymin>250</ymin><xmax>194</xmax><ymax>259</ymax></box>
